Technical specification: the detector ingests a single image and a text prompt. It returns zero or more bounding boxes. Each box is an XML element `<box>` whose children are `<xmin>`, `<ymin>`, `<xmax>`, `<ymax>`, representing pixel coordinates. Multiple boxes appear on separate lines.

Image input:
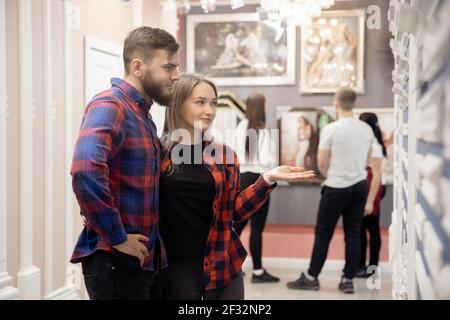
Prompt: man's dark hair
<box><xmin>335</xmin><ymin>87</ymin><xmax>356</xmax><ymax>111</ymax></box>
<box><xmin>123</xmin><ymin>27</ymin><xmax>180</xmax><ymax>74</ymax></box>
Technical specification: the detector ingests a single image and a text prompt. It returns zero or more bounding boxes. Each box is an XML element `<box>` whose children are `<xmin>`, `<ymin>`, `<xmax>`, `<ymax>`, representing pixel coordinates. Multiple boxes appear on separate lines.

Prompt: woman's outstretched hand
<box><xmin>263</xmin><ymin>166</ymin><xmax>316</xmax><ymax>184</ymax></box>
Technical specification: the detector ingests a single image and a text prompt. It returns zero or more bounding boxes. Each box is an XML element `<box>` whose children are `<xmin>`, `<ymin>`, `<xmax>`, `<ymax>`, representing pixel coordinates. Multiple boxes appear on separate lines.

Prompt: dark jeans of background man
<box><xmin>308</xmin><ymin>180</ymin><xmax>367</xmax><ymax>279</ymax></box>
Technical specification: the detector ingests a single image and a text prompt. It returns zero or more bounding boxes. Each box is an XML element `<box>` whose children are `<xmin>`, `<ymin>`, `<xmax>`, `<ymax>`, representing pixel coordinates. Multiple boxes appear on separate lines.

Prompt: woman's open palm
<box><xmin>265</xmin><ymin>166</ymin><xmax>316</xmax><ymax>183</ymax></box>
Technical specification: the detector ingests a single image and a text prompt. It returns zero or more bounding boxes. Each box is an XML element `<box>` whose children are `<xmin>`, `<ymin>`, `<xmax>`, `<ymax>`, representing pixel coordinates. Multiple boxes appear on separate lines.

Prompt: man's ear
<box><xmin>130</xmin><ymin>58</ymin><xmax>143</xmax><ymax>77</ymax></box>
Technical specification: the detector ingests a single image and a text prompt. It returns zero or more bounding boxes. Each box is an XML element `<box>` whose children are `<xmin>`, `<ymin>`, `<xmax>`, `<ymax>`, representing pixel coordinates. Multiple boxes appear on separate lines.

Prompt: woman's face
<box><xmin>180</xmin><ymin>82</ymin><xmax>217</xmax><ymax>132</ymax></box>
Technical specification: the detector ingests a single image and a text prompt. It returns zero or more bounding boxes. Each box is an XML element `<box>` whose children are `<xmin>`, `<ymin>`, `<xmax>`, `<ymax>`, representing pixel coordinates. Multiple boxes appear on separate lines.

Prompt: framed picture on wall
<box><xmin>277</xmin><ymin>106</ymin><xmax>394</xmax><ymax>185</ymax></box>
<box><xmin>186</xmin><ymin>13</ymin><xmax>296</xmax><ymax>86</ymax></box>
<box><xmin>277</xmin><ymin>106</ymin><xmax>323</xmax><ymax>184</ymax></box>
<box><xmin>300</xmin><ymin>9</ymin><xmax>366</xmax><ymax>94</ymax></box>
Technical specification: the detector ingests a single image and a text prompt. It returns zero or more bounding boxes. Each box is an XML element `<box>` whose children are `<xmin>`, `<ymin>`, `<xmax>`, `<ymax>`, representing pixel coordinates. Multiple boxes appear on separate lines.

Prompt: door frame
<box><xmin>84</xmin><ymin>35</ymin><xmax>123</xmax><ymax>104</ymax></box>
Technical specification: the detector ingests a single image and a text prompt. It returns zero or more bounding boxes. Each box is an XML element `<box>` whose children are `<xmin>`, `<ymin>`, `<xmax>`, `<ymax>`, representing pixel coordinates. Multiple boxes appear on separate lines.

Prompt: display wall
<box><xmin>181</xmin><ymin>0</ymin><xmax>395</xmax><ymax>227</ymax></box>
<box><xmin>388</xmin><ymin>0</ymin><xmax>450</xmax><ymax>300</ymax></box>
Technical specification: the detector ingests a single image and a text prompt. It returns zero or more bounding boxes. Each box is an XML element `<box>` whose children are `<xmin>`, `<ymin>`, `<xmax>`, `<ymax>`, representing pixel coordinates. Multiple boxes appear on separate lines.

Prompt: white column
<box><xmin>61</xmin><ymin>0</ymin><xmax>79</xmax><ymax>300</ymax></box>
<box><xmin>16</xmin><ymin>0</ymin><xmax>41</xmax><ymax>300</ymax></box>
<box><xmin>0</xmin><ymin>0</ymin><xmax>19</xmax><ymax>301</ymax></box>
<box><xmin>132</xmin><ymin>0</ymin><xmax>144</xmax><ymax>28</ymax></box>
<box><xmin>43</xmin><ymin>0</ymin><xmax>55</xmax><ymax>299</ymax></box>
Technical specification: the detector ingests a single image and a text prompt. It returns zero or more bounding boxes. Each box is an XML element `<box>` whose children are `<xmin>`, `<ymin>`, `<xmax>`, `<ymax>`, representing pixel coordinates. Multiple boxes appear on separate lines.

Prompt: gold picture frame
<box><xmin>300</xmin><ymin>9</ymin><xmax>366</xmax><ymax>94</ymax></box>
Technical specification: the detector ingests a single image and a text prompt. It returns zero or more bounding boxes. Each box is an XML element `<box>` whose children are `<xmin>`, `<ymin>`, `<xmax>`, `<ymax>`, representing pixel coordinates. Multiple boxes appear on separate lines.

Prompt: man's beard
<box><xmin>141</xmin><ymin>74</ymin><xmax>171</xmax><ymax>106</ymax></box>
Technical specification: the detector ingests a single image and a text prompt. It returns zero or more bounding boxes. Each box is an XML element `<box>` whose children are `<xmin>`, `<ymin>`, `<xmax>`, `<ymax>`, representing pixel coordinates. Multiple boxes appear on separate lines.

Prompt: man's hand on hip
<box><xmin>113</xmin><ymin>234</ymin><xmax>149</xmax><ymax>266</ymax></box>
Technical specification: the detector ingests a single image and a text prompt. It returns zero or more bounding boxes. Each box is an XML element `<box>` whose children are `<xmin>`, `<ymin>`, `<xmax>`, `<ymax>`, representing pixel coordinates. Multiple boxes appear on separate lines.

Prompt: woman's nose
<box><xmin>204</xmin><ymin>104</ymin><xmax>214</xmax><ymax>115</ymax></box>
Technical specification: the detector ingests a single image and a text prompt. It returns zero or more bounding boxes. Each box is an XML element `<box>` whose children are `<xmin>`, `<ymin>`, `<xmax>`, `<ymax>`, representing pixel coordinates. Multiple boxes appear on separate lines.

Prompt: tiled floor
<box><xmin>243</xmin><ymin>267</ymin><xmax>392</xmax><ymax>300</ymax></box>
<box><xmin>240</xmin><ymin>225</ymin><xmax>390</xmax><ymax>262</ymax></box>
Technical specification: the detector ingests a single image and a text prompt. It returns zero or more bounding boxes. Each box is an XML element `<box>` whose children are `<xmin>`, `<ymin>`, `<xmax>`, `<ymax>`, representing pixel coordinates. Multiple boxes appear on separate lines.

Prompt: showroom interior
<box><xmin>0</xmin><ymin>0</ymin><xmax>449</xmax><ymax>300</ymax></box>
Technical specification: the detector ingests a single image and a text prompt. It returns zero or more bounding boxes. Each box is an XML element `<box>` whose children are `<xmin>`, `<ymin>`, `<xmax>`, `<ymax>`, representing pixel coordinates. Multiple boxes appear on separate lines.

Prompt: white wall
<box><xmin>0</xmin><ymin>0</ymin><xmax>164</xmax><ymax>300</ymax></box>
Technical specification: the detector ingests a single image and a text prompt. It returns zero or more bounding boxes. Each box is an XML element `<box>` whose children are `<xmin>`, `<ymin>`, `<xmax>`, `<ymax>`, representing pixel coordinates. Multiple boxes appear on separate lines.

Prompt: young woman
<box><xmin>356</xmin><ymin>112</ymin><xmax>386</xmax><ymax>277</ymax></box>
<box><xmin>233</xmin><ymin>93</ymin><xmax>279</xmax><ymax>283</ymax></box>
<box><xmin>159</xmin><ymin>73</ymin><xmax>315</xmax><ymax>299</ymax></box>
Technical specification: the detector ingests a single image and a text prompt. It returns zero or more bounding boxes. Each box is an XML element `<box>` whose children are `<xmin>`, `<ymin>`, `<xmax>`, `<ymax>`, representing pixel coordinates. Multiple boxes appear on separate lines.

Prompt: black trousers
<box><xmin>359</xmin><ymin>213</ymin><xmax>381</xmax><ymax>268</ymax></box>
<box><xmin>308</xmin><ymin>180</ymin><xmax>367</xmax><ymax>279</ymax></box>
<box><xmin>81</xmin><ymin>250</ymin><xmax>161</xmax><ymax>300</ymax></box>
<box><xmin>162</xmin><ymin>260</ymin><xmax>244</xmax><ymax>300</ymax></box>
<box><xmin>234</xmin><ymin>172</ymin><xmax>270</xmax><ymax>270</ymax></box>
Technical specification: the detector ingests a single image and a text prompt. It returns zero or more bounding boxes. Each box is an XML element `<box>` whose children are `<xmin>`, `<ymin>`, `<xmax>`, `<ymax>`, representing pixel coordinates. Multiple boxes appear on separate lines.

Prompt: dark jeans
<box><xmin>234</xmin><ymin>172</ymin><xmax>270</xmax><ymax>270</ymax></box>
<box><xmin>359</xmin><ymin>213</ymin><xmax>381</xmax><ymax>268</ymax></box>
<box><xmin>81</xmin><ymin>250</ymin><xmax>160</xmax><ymax>300</ymax></box>
<box><xmin>308</xmin><ymin>180</ymin><xmax>367</xmax><ymax>279</ymax></box>
<box><xmin>162</xmin><ymin>260</ymin><xmax>244</xmax><ymax>300</ymax></box>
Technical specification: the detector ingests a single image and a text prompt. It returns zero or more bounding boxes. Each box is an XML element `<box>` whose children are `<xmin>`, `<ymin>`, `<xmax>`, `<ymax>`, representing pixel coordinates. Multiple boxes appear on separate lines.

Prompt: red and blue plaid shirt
<box><xmin>162</xmin><ymin>141</ymin><xmax>276</xmax><ymax>290</ymax></box>
<box><xmin>70</xmin><ymin>78</ymin><xmax>166</xmax><ymax>271</ymax></box>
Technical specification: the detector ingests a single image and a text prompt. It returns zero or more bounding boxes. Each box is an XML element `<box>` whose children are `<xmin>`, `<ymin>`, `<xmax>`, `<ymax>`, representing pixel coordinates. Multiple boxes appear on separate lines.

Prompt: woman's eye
<box><xmin>196</xmin><ymin>101</ymin><xmax>204</xmax><ymax>105</ymax></box>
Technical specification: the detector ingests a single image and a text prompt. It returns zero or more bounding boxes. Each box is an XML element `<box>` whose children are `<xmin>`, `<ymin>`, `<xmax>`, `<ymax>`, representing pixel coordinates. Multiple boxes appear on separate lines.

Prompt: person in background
<box><xmin>381</xmin><ymin>130</ymin><xmax>394</xmax><ymax>198</ymax></box>
<box><xmin>286</xmin><ymin>87</ymin><xmax>373</xmax><ymax>294</ymax></box>
<box><xmin>159</xmin><ymin>74</ymin><xmax>316</xmax><ymax>299</ymax></box>
<box><xmin>355</xmin><ymin>113</ymin><xmax>386</xmax><ymax>278</ymax></box>
<box><xmin>234</xmin><ymin>93</ymin><xmax>279</xmax><ymax>283</ymax></box>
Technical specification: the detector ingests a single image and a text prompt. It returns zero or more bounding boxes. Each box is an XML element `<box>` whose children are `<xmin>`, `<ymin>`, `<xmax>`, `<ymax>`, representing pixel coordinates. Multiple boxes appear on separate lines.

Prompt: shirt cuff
<box><xmin>103</xmin><ymin>225</ymin><xmax>128</xmax><ymax>247</ymax></box>
<box><xmin>262</xmin><ymin>172</ymin><xmax>276</xmax><ymax>185</ymax></box>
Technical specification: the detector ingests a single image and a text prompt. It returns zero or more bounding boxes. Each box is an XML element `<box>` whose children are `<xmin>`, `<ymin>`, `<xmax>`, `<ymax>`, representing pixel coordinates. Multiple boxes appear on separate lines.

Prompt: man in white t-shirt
<box><xmin>287</xmin><ymin>87</ymin><xmax>373</xmax><ymax>294</ymax></box>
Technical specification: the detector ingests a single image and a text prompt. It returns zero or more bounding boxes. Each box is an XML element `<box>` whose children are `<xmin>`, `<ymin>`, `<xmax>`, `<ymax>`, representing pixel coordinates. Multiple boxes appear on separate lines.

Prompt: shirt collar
<box><xmin>111</xmin><ymin>77</ymin><xmax>153</xmax><ymax>114</ymax></box>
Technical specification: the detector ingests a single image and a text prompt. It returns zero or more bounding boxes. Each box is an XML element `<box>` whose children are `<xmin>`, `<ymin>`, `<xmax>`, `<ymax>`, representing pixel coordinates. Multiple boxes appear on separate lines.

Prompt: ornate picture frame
<box><xmin>186</xmin><ymin>12</ymin><xmax>296</xmax><ymax>86</ymax></box>
<box><xmin>300</xmin><ymin>9</ymin><xmax>366</xmax><ymax>94</ymax></box>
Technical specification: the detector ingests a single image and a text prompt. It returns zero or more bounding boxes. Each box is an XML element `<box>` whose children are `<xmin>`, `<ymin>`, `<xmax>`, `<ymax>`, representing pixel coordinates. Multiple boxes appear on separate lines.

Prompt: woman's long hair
<box><xmin>161</xmin><ymin>73</ymin><xmax>218</xmax><ymax>174</ymax></box>
<box><xmin>359</xmin><ymin>112</ymin><xmax>387</xmax><ymax>157</ymax></box>
<box><xmin>245</xmin><ymin>93</ymin><xmax>266</xmax><ymax>162</ymax></box>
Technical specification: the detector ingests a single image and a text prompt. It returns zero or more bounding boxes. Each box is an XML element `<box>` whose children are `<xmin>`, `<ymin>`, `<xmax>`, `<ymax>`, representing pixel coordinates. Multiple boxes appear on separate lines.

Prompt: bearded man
<box><xmin>70</xmin><ymin>27</ymin><xmax>180</xmax><ymax>300</ymax></box>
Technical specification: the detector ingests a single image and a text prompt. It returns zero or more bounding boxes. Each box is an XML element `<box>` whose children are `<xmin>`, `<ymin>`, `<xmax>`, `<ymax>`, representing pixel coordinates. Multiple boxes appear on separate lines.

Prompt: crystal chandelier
<box><xmin>199</xmin><ymin>0</ymin><xmax>216</xmax><ymax>13</ymax></box>
<box><xmin>173</xmin><ymin>0</ymin><xmax>335</xmax><ymax>25</ymax></box>
<box><xmin>259</xmin><ymin>0</ymin><xmax>335</xmax><ymax>26</ymax></box>
<box><xmin>174</xmin><ymin>0</ymin><xmax>219</xmax><ymax>14</ymax></box>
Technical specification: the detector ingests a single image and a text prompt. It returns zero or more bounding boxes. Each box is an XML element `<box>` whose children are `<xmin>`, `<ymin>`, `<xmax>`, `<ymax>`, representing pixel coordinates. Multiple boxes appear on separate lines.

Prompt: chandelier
<box><xmin>173</xmin><ymin>0</ymin><xmax>335</xmax><ymax>26</ymax></box>
<box><xmin>259</xmin><ymin>0</ymin><xmax>335</xmax><ymax>26</ymax></box>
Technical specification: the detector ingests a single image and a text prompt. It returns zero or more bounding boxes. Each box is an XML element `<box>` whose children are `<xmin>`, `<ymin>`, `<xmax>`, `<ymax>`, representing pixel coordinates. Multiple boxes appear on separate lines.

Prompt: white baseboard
<box><xmin>0</xmin><ymin>286</ymin><xmax>19</xmax><ymax>300</ymax></box>
<box><xmin>17</xmin><ymin>265</ymin><xmax>41</xmax><ymax>300</ymax></box>
<box><xmin>0</xmin><ymin>271</ymin><xmax>13</xmax><ymax>288</ymax></box>
<box><xmin>243</xmin><ymin>257</ymin><xmax>392</xmax><ymax>274</ymax></box>
<box><xmin>45</xmin><ymin>285</ymin><xmax>80</xmax><ymax>300</ymax></box>
<box><xmin>0</xmin><ymin>271</ymin><xmax>19</xmax><ymax>299</ymax></box>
